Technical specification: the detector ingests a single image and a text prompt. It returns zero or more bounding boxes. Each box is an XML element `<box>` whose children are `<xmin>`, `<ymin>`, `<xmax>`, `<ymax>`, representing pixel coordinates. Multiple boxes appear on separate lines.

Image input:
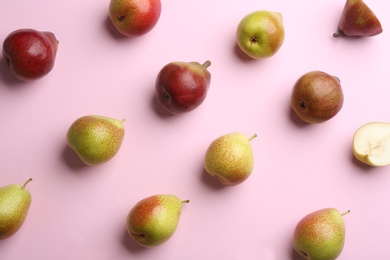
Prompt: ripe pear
<box><xmin>126</xmin><ymin>194</ymin><xmax>189</xmax><ymax>247</ymax></box>
<box><xmin>352</xmin><ymin>122</ymin><xmax>390</xmax><ymax>166</ymax></box>
<box><xmin>333</xmin><ymin>0</ymin><xmax>382</xmax><ymax>37</ymax></box>
<box><xmin>155</xmin><ymin>60</ymin><xmax>211</xmax><ymax>114</ymax></box>
<box><xmin>109</xmin><ymin>0</ymin><xmax>161</xmax><ymax>37</ymax></box>
<box><xmin>0</xmin><ymin>178</ymin><xmax>32</xmax><ymax>240</ymax></box>
<box><xmin>293</xmin><ymin>208</ymin><xmax>350</xmax><ymax>260</ymax></box>
<box><xmin>236</xmin><ymin>10</ymin><xmax>285</xmax><ymax>59</ymax></box>
<box><xmin>66</xmin><ymin>115</ymin><xmax>125</xmax><ymax>166</ymax></box>
<box><xmin>2</xmin><ymin>28</ymin><xmax>59</xmax><ymax>81</ymax></box>
<box><xmin>291</xmin><ymin>71</ymin><xmax>344</xmax><ymax>124</ymax></box>
<box><xmin>204</xmin><ymin>132</ymin><xmax>257</xmax><ymax>186</ymax></box>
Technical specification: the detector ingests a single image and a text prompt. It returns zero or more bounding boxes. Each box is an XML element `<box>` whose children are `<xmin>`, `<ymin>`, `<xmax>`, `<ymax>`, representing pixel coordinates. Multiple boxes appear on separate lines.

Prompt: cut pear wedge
<box><xmin>352</xmin><ymin>122</ymin><xmax>390</xmax><ymax>166</ymax></box>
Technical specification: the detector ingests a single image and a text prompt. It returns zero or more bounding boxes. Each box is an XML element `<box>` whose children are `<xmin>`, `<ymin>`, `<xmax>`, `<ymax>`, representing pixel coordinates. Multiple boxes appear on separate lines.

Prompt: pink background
<box><xmin>1</xmin><ymin>0</ymin><xmax>389</xmax><ymax>259</ymax></box>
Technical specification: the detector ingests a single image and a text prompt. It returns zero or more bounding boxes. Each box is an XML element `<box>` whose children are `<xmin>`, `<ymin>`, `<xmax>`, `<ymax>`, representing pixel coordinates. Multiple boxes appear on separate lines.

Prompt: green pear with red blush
<box><xmin>333</xmin><ymin>0</ymin><xmax>382</xmax><ymax>37</ymax></box>
<box><xmin>293</xmin><ymin>208</ymin><xmax>350</xmax><ymax>260</ymax></box>
<box><xmin>126</xmin><ymin>194</ymin><xmax>189</xmax><ymax>247</ymax></box>
<box><xmin>2</xmin><ymin>28</ymin><xmax>58</xmax><ymax>81</ymax></box>
<box><xmin>155</xmin><ymin>60</ymin><xmax>211</xmax><ymax>114</ymax></box>
<box><xmin>66</xmin><ymin>115</ymin><xmax>125</xmax><ymax>166</ymax></box>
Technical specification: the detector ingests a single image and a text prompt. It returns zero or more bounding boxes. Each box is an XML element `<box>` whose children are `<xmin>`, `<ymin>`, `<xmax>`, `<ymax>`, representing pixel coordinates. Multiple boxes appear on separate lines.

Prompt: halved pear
<box><xmin>352</xmin><ymin>122</ymin><xmax>390</xmax><ymax>166</ymax></box>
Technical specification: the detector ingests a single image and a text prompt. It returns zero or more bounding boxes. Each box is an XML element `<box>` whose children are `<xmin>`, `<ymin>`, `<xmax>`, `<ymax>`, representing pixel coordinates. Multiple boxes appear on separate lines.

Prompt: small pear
<box><xmin>66</xmin><ymin>115</ymin><xmax>125</xmax><ymax>166</ymax></box>
<box><xmin>352</xmin><ymin>122</ymin><xmax>390</xmax><ymax>166</ymax></box>
<box><xmin>291</xmin><ymin>71</ymin><xmax>344</xmax><ymax>124</ymax></box>
<box><xmin>126</xmin><ymin>194</ymin><xmax>189</xmax><ymax>247</ymax></box>
<box><xmin>204</xmin><ymin>132</ymin><xmax>257</xmax><ymax>186</ymax></box>
<box><xmin>333</xmin><ymin>0</ymin><xmax>383</xmax><ymax>37</ymax></box>
<box><xmin>155</xmin><ymin>60</ymin><xmax>211</xmax><ymax>114</ymax></box>
<box><xmin>0</xmin><ymin>178</ymin><xmax>32</xmax><ymax>239</ymax></box>
<box><xmin>293</xmin><ymin>208</ymin><xmax>350</xmax><ymax>260</ymax></box>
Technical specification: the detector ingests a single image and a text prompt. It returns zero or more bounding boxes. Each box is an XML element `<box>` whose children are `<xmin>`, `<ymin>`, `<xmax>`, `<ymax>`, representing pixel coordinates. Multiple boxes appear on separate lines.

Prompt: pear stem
<box><xmin>341</xmin><ymin>210</ymin><xmax>350</xmax><ymax>216</ymax></box>
<box><xmin>181</xmin><ymin>199</ymin><xmax>190</xmax><ymax>204</ymax></box>
<box><xmin>21</xmin><ymin>178</ymin><xmax>33</xmax><ymax>189</ymax></box>
<box><xmin>202</xmin><ymin>60</ymin><xmax>211</xmax><ymax>68</ymax></box>
<box><xmin>333</xmin><ymin>30</ymin><xmax>344</xmax><ymax>38</ymax></box>
<box><xmin>120</xmin><ymin>119</ymin><xmax>126</xmax><ymax>123</ymax></box>
<box><xmin>248</xmin><ymin>134</ymin><xmax>257</xmax><ymax>141</ymax></box>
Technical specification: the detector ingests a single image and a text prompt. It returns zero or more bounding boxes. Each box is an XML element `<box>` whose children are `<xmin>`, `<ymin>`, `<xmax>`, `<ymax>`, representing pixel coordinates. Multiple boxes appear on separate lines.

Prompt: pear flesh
<box><xmin>293</xmin><ymin>208</ymin><xmax>350</xmax><ymax>260</ymax></box>
<box><xmin>0</xmin><ymin>178</ymin><xmax>32</xmax><ymax>239</ymax></box>
<box><xmin>126</xmin><ymin>194</ymin><xmax>189</xmax><ymax>247</ymax></box>
<box><xmin>204</xmin><ymin>132</ymin><xmax>257</xmax><ymax>186</ymax></box>
<box><xmin>66</xmin><ymin>115</ymin><xmax>125</xmax><ymax>166</ymax></box>
<box><xmin>352</xmin><ymin>122</ymin><xmax>390</xmax><ymax>166</ymax></box>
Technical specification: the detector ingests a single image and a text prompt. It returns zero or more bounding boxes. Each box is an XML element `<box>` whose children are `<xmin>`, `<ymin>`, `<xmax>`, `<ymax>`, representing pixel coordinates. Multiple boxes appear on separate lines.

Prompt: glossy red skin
<box><xmin>109</xmin><ymin>0</ymin><xmax>161</xmax><ymax>36</ymax></box>
<box><xmin>155</xmin><ymin>61</ymin><xmax>211</xmax><ymax>114</ymax></box>
<box><xmin>2</xmin><ymin>29</ymin><xmax>58</xmax><ymax>81</ymax></box>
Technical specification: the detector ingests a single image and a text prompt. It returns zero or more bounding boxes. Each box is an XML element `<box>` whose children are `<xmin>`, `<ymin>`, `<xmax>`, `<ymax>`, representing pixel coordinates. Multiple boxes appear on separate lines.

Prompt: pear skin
<box><xmin>333</xmin><ymin>0</ymin><xmax>382</xmax><ymax>37</ymax></box>
<box><xmin>66</xmin><ymin>115</ymin><xmax>125</xmax><ymax>166</ymax></box>
<box><xmin>0</xmin><ymin>178</ymin><xmax>32</xmax><ymax>239</ymax></box>
<box><xmin>293</xmin><ymin>208</ymin><xmax>350</xmax><ymax>260</ymax></box>
<box><xmin>126</xmin><ymin>194</ymin><xmax>189</xmax><ymax>247</ymax></box>
<box><xmin>204</xmin><ymin>132</ymin><xmax>257</xmax><ymax>186</ymax></box>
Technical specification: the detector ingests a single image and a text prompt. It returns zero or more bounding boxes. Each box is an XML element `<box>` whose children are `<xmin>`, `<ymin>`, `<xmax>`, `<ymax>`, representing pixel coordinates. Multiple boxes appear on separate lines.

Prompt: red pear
<box><xmin>109</xmin><ymin>0</ymin><xmax>161</xmax><ymax>37</ymax></box>
<box><xmin>155</xmin><ymin>60</ymin><xmax>211</xmax><ymax>114</ymax></box>
<box><xmin>2</xmin><ymin>29</ymin><xmax>59</xmax><ymax>81</ymax></box>
<box><xmin>333</xmin><ymin>0</ymin><xmax>383</xmax><ymax>37</ymax></box>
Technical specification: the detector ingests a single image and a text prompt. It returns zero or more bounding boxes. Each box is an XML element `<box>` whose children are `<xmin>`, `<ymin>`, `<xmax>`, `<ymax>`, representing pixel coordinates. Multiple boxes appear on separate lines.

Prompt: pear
<box><xmin>293</xmin><ymin>208</ymin><xmax>350</xmax><ymax>260</ymax></box>
<box><xmin>0</xmin><ymin>178</ymin><xmax>32</xmax><ymax>239</ymax></box>
<box><xmin>352</xmin><ymin>122</ymin><xmax>390</xmax><ymax>166</ymax></box>
<box><xmin>66</xmin><ymin>115</ymin><xmax>125</xmax><ymax>166</ymax></box>
<box><xmin>126</xmin><ymin>194</ymin><xmax>189</xmax><ymax>247</ymax></box>
<box><xmin>291</xmin><ymin>71</ymin><xmax>344</xmax><ymax>124</ymax></box>
<box><xmin>204</xmin><ymin>132</ymin><xmax>257</xmax><ymax>186</ymax></box>
<box><xmin>333</xmin><ymin>0</ymin><xmax>383</xmax><ymax>37</ymax></box>
<box><xmin>155</xmin><ymin>60</ymin><xmax>211</xmax><ymax>114</ymax></box>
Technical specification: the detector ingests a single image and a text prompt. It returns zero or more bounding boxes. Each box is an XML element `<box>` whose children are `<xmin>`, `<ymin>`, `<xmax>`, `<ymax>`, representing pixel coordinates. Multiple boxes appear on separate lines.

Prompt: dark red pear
<box><xmin>155</xmin><ymin>60</ymin><xmax>211</xmax><ymax>114</ymax></box>
<box><xmin>2</xmin><ymin>28</ymin><xmax>59</xmax><ymax>81</ymax></box>
<box><xmin>333</xmin><ymin>0</ymin><xmax>382</xmax><ymax>37</ymax></box>
<box><xmin>291</xmin><ymin>71</ymin><xmax>344</xmax><ymax>124</ymax></box>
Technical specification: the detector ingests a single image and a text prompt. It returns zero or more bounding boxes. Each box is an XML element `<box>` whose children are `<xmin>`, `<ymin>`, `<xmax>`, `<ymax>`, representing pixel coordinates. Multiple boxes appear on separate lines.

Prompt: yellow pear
<box><xmin>204</xmin><ymin>132</ymin><xmax>257</xmax><ymax>186</ymax></box>
<box><xmin>0</xmin><ymin>178</ymin><xmax>32</xmax><ymax>239</ymax></box>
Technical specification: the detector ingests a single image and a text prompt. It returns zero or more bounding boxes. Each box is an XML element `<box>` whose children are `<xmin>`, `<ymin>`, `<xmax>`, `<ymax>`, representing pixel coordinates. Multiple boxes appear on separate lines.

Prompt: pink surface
<box><xmin>0</xmin><ymin>1</ymin><xmax>389</xmax><ymax>259</ymax></box>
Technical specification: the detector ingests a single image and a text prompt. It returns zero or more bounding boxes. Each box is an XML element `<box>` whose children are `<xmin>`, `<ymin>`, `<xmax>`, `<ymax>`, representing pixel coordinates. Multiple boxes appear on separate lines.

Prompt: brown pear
<box><xmin>333</xmin><ymin>0</ymin><xmax>382</xmax><ymax>37</ymax></box>
<box><xmin>291</xmin><ymin>71</ymin><xmax>344</xmax><ymax>124</ymax></box>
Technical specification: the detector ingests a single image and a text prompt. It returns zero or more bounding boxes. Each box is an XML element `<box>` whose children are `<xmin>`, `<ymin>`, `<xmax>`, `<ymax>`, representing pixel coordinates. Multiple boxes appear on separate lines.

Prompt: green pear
<box><xmin>66</xmin><ymin>115</ymin><xmax>125</xmax><ymax>166</ymax></box>
<box><xmin>333</xmin><ymin>0</ymin><xmax>382</xmax><ymax>37</ymax></box>
<box><xmin>0</xmin><ymin>178</ymin><xmax>32</xmax><ymax>239</ymax></box>
<box><xmin>204</xmin><ymin>132</ymin><xmax>257</xmax><ymax>186</ymax></box>
<box><xmin>236</xmin><ymin>10</ymin><xmax>285</xmax><ymax>59</ymax></box>
<box><xmin>293</xmin><ymin>208</ymin><xmax>350</xmax><ymax>260</ymax></box>
<box><xmin>126</xmin><ymin>194</ymin><xmax>189</xmax><ymax>247</ymax></box>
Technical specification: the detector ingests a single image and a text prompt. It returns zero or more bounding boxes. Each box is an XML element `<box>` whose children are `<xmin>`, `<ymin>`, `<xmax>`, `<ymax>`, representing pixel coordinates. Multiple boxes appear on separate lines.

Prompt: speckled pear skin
<box><xmin>66</xmin><ymin>115</ymin><xmax>125</xmax><ymax>166</ymax></box>
<box><xmin>293</xmin><ymin>208</ymin><xmax>348</xmax><ymax>260</ymax></box>
<box><xmin>0</xmin><ymin>178</ymin><xmax>32</xmax><ymax>240</ymax></box>
<box><xmin>204</xmin><ymin>132</ymin><xmax>256</xmax><ymax>186</ymax></box>
<box><xmin>126</xmin><ymin>194</ymin><xmax>189</xmax><ymax>247</ymax></box>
